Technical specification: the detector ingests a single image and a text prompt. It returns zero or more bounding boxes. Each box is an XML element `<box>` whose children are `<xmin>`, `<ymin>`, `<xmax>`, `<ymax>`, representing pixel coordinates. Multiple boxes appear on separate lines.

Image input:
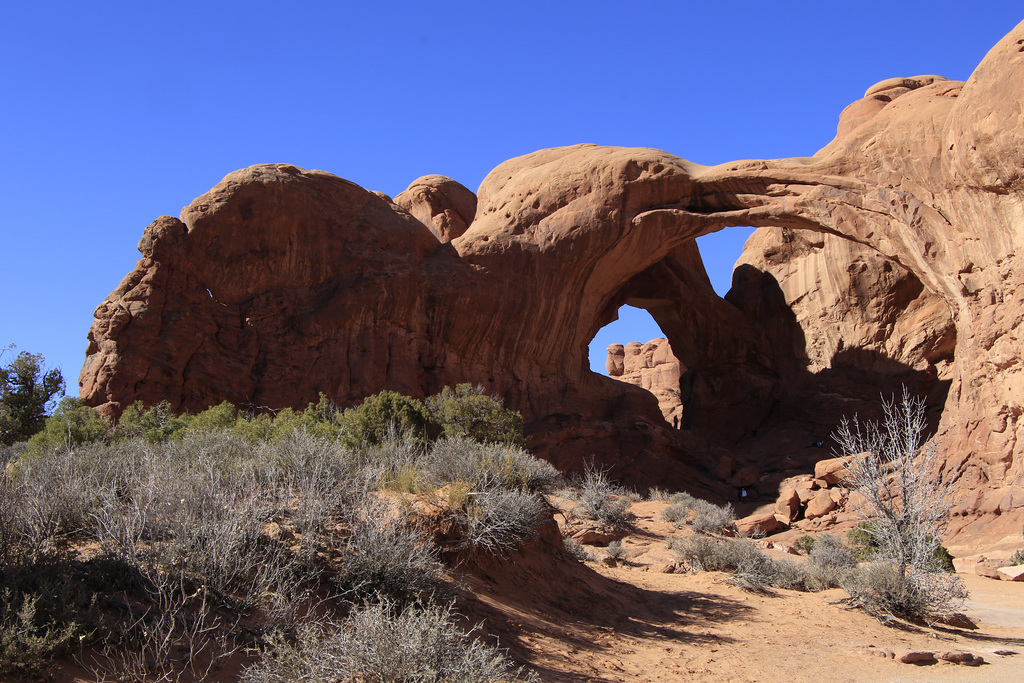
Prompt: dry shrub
<box><xmin>459</xmin><ymin>487</ymin><xmax>548</xmax><ymax>556</ymax></box>
<box><xmin>841</xmin><ymin>561</ymin><xmax>968</xmax><ymax>623</ymax></box>
<box><xmin>563</xmin><ymin>537</ymin><xmax>595</xmax><ymax>563</ymax></box>
<box><xmin>659</xmin><ymin>493</ymin><xmax>735</xmax><ymax>535</ymax></box>
<box><xmin>241</xmin><ymin>597</ymin><xmax>536</xmax><ymax>683</ymax></box>
<box><xmin>803</xmin><ymin>533</ymin><xmax>858</xmax><ymax>591</ymax></box>
<box><xmin>423</xmin><ymin>437</ymin><xmax>560</xmax><ymax>493</ymax></box>
<box><xmin>335</xmin><ymin>499</ymin><xmax>446</xmax><ymax>606</ymax></box>
<box><xmin>574</xmin><ymin>467</ymin><xmax>634</xmax><ymax>526</ymax></box>
<box><xmin>669</xmin><ymin>536</ymin><xmax>804</xmax><ymax>593</ymax></box>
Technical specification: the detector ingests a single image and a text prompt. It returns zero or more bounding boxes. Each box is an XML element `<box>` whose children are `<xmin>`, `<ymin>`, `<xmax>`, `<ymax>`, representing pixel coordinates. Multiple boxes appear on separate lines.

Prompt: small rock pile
<box><xmin>737</xmin><ymin>456</ymin><xmax>864</xmax><ymax>536</ymax></box>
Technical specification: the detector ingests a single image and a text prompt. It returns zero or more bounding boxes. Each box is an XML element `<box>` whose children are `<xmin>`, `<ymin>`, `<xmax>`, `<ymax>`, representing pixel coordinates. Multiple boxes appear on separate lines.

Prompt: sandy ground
<box><xmin>23</xmin><ymin>498</ymin><xmax>1024</xmax><ymax>682</ymax></box>
<box><xmin>465</xmin><ymin>499</ymin><xmax>1024</xmax><ymax>683</ymax></box>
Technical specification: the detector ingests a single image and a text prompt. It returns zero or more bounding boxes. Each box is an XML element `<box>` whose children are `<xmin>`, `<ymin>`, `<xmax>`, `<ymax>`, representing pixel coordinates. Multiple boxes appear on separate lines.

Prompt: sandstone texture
<box><xmin>81</xmin><ymin>22</ymin><xmax>1024</xmax><ymax>537</ymax></box>
<box><xmin>606</xmin><ymin>338</ymin><xmax>683</xmax><ymax>424</ymax></box>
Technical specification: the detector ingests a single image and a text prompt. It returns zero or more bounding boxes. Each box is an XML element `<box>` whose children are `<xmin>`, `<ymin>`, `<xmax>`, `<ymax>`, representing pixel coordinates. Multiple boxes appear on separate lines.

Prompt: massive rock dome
<box><xmin>81</xmin><ymin>21</ymin><xmax>1024</xmax><ymax>534</ymax></box>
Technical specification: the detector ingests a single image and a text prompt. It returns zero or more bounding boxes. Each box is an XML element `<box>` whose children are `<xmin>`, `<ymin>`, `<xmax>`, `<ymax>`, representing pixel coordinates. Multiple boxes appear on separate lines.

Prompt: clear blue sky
<box><xmin>1</xmin><ymin>2</ymin><xmax>1020</xmax><ymax>391</ymax></box>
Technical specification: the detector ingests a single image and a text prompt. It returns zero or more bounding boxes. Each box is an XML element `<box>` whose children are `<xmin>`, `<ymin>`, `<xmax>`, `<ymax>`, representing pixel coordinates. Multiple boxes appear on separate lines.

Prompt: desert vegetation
<box><xmin>662</xmin><ymin>390</ymin><xmax>966</xmax><ymax>622</ymax></box>
<box><xmin>0</xmin><ymin>346</ymin><xmax>65</xmax><ymax>447</ymax></box>
<box><xmin>832</xmin><ymin>388</ymin><xmax>967</xmax><ymax>621</ymax></box>
<box><xmin>0</xmin><ymin>386</ymin><xmax>549</xmax><ymax>681</ymax></box>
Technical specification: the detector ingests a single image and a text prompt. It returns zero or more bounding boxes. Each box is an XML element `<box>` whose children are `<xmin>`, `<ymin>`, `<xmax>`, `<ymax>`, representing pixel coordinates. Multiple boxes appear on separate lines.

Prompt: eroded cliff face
<box><xmin>81</xmin><ymin>21</ymin><xmax>1024</xmax><ymax>526</ymax></box>
<box><xmin>607</xmin><ymin>339</ymin><xmax>684</xmax><ymax>425</ymax></box>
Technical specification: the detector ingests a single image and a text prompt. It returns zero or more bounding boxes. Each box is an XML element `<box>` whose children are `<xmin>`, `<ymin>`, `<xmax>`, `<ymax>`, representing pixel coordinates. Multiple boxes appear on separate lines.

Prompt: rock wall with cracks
<box><xmin>81</xmin><ymin>21</ymin><xmax>1024</xmax><ymax>524</ymax></box>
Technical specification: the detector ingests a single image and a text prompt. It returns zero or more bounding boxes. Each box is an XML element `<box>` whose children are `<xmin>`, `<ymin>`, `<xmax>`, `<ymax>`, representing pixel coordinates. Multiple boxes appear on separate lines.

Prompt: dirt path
<box><xmin>469</xmin><ymin>499</ymin><xmax>1024</xmax><ymax>682</ymax></box>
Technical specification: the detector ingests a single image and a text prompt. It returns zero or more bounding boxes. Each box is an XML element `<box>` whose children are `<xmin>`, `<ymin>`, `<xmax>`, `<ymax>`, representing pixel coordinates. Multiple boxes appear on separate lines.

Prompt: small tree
<box><xmin>833</xmin><ymin>387</ymin><xmax>966</xmax><ymax>619</ymax></box>
<box><xmin>0</xmin><ymin>348</ymin><xmax>65</xmax><ymax>446</ymax></box>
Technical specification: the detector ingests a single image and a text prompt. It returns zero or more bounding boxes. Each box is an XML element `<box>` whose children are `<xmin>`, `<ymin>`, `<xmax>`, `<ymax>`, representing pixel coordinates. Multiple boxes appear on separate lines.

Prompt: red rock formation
<box><xmin>606</xmin><ymin>338</ymin><xmax>683</xmax><ymax>424</ymax></box>
<box><xmin>80</xmin><ymin>21</ymin><xmax>1024</xmax><ymax>534</ymax></box>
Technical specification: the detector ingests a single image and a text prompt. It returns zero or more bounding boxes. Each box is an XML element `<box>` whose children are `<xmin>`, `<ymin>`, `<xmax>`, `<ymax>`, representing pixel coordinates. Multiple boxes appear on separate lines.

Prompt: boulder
<box><xmin>394</xmin><ymin>174</ymin><xmax>477</xmax><ymax>243</ymax></box>
<box><xmin>736</xmin><ymin>511</ymin><xmax>785</xmax><ymax>536</ymax></box>
<box><xmin>773</xmin><ymin>488</ymin><xmax>801</xmax><ymax>525</ymax></box>
<box><xmin>729</xmin><ymin>466</ymin><xmax>760</xmax><ymax>489</ymax></box>
<box><xmin>814</xmin><ymin>457</ymin><xmax>854</xmax><ymax>487</ymax></box>
<box><xmin>897</xmin><ymin>651</ymin><xmax>936</xmax><ymax>664</ymax></box>
<box><xmin>996</xmin><ymin>564</ymin><xmax>1024</xmax><ymax>581</ymax></box>
<box><xmin>805</xmin><ymin>491</ymin><xmax>838</xmax><ymax>519</ymax></box>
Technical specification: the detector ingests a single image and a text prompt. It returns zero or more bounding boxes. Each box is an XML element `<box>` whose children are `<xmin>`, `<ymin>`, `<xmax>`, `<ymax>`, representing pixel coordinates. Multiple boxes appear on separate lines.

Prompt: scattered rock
<box><xmin>996</xmin><ymin>564</ymin><xmax>1024</xmax><ymax>581</ymax></box>
<box><xmin>929</xmin><ymin>612</ymin><xmax>978</xmax><ymax>629</ymax></box>
<box><xmin>897</xmin><ymin>651</ymin><xmax>936</xmax><ymax>664</ymax></box>
<box><xmin>938</xmin><ymin>651</ymin><xmax>984</xmax><ymax>665</ymax></box>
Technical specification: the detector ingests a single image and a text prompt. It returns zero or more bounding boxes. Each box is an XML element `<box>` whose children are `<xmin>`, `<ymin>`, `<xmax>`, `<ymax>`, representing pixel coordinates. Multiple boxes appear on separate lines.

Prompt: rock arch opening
<box><xmin>588</xmin><ymin>305</ymin><xmax>682</xmax><ymax>426</ymax></box>
<box><xmin>695</xmin><ymin>227</ymin><xmax>756</xmax><ymax>297</ymax></box>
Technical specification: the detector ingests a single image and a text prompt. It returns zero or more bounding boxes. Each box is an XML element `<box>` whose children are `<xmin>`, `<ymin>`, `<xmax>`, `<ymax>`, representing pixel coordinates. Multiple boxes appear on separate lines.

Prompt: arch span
<box><xmin>82</xmin><ymin>21</ymin><xmax>1024</xmax><ymax>507</ymax></box>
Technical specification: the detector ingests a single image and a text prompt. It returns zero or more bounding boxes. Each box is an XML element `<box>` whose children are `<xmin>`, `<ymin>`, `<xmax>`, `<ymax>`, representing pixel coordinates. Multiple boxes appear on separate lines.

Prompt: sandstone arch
<box><xmin>81</xmin><ymin>21</ymin><xmax>1024</xmax><ymax>522</ymax></box>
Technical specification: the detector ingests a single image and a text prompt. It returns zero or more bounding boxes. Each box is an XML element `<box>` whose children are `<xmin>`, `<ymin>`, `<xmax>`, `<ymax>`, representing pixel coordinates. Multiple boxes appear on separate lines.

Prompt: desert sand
<box><xmin>463</xmin><ymin>499</ymin><xmax>1024</xmax><ymax>682</ymax></box>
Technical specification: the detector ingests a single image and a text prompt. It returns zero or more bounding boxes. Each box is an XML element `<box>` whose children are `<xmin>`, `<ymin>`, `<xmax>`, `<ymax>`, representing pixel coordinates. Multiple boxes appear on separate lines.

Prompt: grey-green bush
<box><xmin>241</xmin><ymin>597</ymin><xmax>536</xmax><ymax>683</ymax></box>
<box><xmin>574</xmin><ymin>468</ymin><xmax>634</xmax><ymax>526</ymax></box>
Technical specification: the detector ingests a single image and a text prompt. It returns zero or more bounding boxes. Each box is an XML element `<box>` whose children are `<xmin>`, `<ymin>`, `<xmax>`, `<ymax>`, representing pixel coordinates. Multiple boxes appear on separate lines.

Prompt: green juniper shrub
<box><xmin>793</xmin><ymin>535</ymin><xmax>816</xmax><ymax>556</ymax></box>
<box><xmin>847</xmin><ymin>522</ymin><xmax>879</xmax><ymax>561</ymax></box>
<box><xmin>0</xmin><ymin>349</ymin><xmax>65</xmax><ymax>446</ymax></box>
<box><xmin>116</xmin><ymin>400</ymin><xmax>188</xmax><ymax>442</ymax></box>
<box><xmin>25</xmin><ymin>397</ymin><xmax>109</xmax><ymax>457</ymax></box>
<box><xmin>424</xmin><ymin>384</ymin><xmax>526</xmax><ymax>447</ymax></box>
<box><xmin>336</xmin><ymin>391</ymin><xmax>434</xmax><ymax>448</ymax></box>
<box><xmin>185</xmin><ymin>400</ymin><xmax>240</xmax><ymax>435</ymax></box>
<box><xmin>848</xmin><ymin>522</ymin><xmax>956</xmax><ymax>572</ymax></box>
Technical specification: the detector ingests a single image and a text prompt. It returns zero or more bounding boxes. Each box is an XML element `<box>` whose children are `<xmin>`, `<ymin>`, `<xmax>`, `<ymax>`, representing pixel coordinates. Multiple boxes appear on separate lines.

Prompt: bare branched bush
<box><xmin>841</xmin><ymin>562</ymin><xmax>968</xmax><ymax>623</ymax></box>
<box><xmin>241</xmin><ymin>597</ymin><xmax>535</xmax><ymax>683</ymax></box>
<box><xmin>574</xmin><ymin>467</ymin><xmax>634</xmax><ymax>526</ymax></box>
<box><xmin>833</xmin><ymin>387</ymin><xmax>966</xmax><ymax>620</ymax></box>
